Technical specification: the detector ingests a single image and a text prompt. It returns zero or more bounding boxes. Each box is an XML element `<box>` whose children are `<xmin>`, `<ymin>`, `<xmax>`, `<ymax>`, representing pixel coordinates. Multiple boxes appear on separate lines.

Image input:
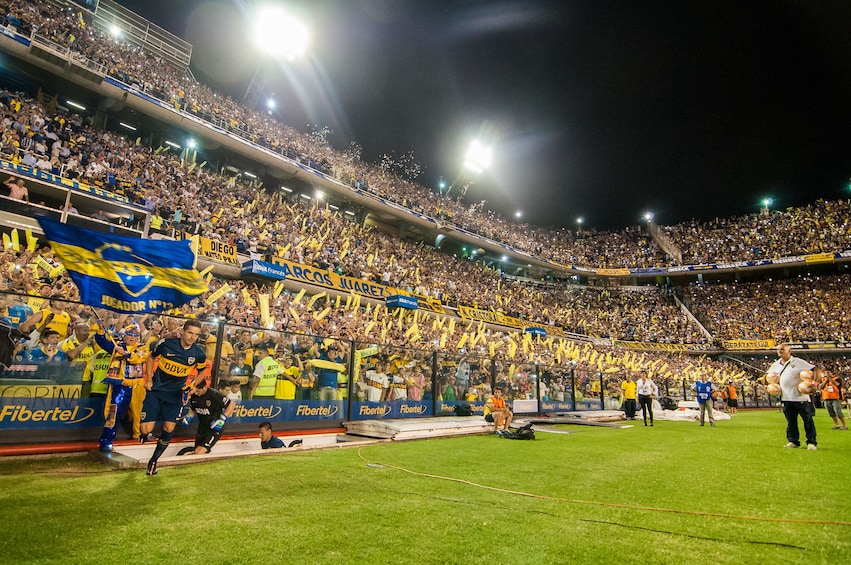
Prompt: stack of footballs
<box><xmin>797</xmin><ymin>369</ymin><xmax>817</xmax><ymax>395</ymax></box>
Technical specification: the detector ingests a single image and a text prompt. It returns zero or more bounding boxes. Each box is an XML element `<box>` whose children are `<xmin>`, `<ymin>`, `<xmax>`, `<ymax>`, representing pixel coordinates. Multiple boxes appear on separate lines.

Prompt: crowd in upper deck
<box><xmin>0</xmin><ymin>0</ymin><xmax>850</xmax><ymax>366</ymax></box>
<box><xmin>5</xmin><ymin>0</ymin><xmax>848</xmax><ymax>272</ymax></box>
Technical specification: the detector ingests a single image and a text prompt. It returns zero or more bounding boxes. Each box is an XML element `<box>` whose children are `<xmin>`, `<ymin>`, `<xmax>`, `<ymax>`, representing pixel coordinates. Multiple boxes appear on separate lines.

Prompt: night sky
<box><xmin>114</xmin><ymin>0</ymin><xmax>851</xmax><ymax>231</ymax></box>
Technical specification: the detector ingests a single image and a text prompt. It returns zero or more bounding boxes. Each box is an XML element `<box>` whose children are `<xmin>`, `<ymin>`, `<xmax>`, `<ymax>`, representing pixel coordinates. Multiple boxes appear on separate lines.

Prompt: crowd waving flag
<box><xmin>37</xmin><ymin>217</ymin><xmax>208</xmax><ymax>313</ymax></box>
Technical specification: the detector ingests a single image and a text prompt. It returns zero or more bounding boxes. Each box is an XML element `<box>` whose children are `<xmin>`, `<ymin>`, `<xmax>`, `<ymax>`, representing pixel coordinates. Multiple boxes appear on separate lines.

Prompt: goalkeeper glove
<box><xmin>210</xmin><ymin>415</ymin><xmax>227</xmax><ymax>431</ymax></box>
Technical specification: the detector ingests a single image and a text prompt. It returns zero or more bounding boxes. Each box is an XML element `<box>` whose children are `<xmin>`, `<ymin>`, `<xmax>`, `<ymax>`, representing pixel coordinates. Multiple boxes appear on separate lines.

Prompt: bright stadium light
<box><xmin>267</xmin><ymin>98</ymin><xmax>276</xmax><ymax>110</ymax></box>
<box><xmin>187</xmin><ymin>139</ymin><xmax>197</xmax><ymax>149</ymax></box>
<box><xmin>463</xmin><ymin>139</ymin><xmax>492</xmax><ymax>174</ymax></box>
<box><xmin>109</xmin><ymin>24</ymin><xmax>121</xmax><ymax>38</ymax></box>
<box><xmin>576</xmin><ymin>216</ymin><xmax>584</xmax><ymax>226</ymax></box>
<box><xmin>515</xmin><ymin>210</ymin><xmax>523</xmax><ymax>219</ymax></box>
<box><xmin>644</xmin><ymin>212</ymin><xmax>654</xmax><ymax>222</ymax></box>
<box><xmin>165</xmin><ymin>140</ymin><xmax>181</xmax><ymax>149</ymax></box>
<box><xmin>252</xmin><ymin>7</ymin><xmax>310</xmax><ymax>60</ymax></box>
<box><xmin>762</xmin><ymin>197</ymin><xmax>773</xmax><ymax>209</ymax></box>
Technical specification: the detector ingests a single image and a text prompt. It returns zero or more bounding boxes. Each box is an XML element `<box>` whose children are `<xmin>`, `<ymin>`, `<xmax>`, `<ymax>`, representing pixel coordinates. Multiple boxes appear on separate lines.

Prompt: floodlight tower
<box><xmin>446</xmin><ymin>139</ymin><xmax>492</xmax><ymax>197</ymax></box>
<box><xmin>242</xmin><ymin>7</ymin><xmax>310</xmax><ymax>108</ymax></box>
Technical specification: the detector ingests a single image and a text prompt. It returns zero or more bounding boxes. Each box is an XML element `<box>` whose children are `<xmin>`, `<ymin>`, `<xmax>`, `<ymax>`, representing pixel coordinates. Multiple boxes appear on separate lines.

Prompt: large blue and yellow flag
<box><xmin>38</xmin><ymin>217</ymin><xmax>208</xmax><ymax>313</ymax></box>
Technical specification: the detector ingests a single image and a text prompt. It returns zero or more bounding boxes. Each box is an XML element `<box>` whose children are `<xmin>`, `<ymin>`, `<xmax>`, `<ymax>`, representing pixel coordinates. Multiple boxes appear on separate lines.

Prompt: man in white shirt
<box><xmin>636</xmin><ymin>370</ymin><xmax>658</xmax><ymax>427</ymax></box>
<box><xmin>767</xmin><ymin>343</ymin><xmax>817</xmax><ymax>450</ymax></box>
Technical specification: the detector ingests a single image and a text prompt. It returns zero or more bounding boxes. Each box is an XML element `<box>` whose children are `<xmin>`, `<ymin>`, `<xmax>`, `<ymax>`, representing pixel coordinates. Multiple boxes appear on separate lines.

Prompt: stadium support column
<box><xmin>570</xmin><ymin>368</ymin><xmax>576</xmax><ymax>412</ymax></box>
<box><xmin>398</xmin><ymin>221</ymin><xmax>410</xmax><ymax>241</ymax></box>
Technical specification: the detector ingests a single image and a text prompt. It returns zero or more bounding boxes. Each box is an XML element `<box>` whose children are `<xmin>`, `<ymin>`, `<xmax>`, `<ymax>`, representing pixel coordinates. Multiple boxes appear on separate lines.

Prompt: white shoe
<box><xmin>807</xmin><ymin>444</ymin><xmax>817</xmax><ymax>451</ymax></box>
<box><xmin>783</xmin><ymin>442</ymin><xmax>798</xmax><ymax>448</ymax></box>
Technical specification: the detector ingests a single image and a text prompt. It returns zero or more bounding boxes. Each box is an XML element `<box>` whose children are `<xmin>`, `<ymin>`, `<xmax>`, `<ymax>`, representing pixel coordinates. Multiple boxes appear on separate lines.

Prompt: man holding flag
<box><xmin>36</xmin><ymin>216</ymin><xmax>208</xmax><ymax>473</ymax></box>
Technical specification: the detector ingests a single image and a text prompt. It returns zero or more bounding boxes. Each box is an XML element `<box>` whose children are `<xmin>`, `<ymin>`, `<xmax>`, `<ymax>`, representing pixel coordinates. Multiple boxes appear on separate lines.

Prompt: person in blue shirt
<box><xmin>24</xmin><ymin>329</ymin><xmax>67</xmax><ymax>363</ymax></box>
<box><xmin>308</xmin><ymin>340</ymin><xmax>347</xmax><ymax>401</ymax></box>
<box><xmin>258</xmin><ymin>421</ymin><xmax>302</xmax><ymax>449</ymax></box>
<box><xmin>258</xmin><ymin>421</ymin><xmax>285</xmax><ymax>449</ymax></box>
<box><xmin>693</xmin><ymin>375</ymin><xmax>716</xmax><ymax>427</ymax></box>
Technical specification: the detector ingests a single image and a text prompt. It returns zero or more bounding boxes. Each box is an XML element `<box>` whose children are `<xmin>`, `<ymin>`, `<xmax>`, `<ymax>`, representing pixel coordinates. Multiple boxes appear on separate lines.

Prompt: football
<box><xmin>797</xmin><ymin>380</ymin><xmax>817</xmax><ymax>395</ymax></box>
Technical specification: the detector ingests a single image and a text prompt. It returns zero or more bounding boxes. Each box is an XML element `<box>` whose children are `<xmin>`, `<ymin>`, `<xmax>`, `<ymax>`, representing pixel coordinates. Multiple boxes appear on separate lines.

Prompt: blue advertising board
<box><xmin>240</xmin><ymin>260</ymin><xmax>289</xmax><ymax>281</ymax></box>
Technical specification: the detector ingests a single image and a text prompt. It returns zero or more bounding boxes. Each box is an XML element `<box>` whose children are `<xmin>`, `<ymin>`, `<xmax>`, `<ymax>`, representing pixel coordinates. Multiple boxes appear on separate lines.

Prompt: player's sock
<box><xmin>147</xmin><ymin>430</ymin><xmax>173</xmax><ymax>473</ymax></box>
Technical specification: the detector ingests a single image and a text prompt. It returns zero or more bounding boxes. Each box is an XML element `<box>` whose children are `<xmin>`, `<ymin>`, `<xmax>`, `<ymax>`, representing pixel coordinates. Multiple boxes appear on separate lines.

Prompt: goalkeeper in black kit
<box><xmin>185</xmin><ymin>380</ymin><xmax>235</xmax><ymax>455</ymax></box>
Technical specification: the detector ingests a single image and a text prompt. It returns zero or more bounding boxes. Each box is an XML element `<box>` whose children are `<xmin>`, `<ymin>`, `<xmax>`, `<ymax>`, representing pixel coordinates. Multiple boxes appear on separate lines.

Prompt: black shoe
<box><xmin>139</xmin><ymin>433</ymin><xmax>157</xmax><ymax>444</ymax></box>
<box><xmin>146</xmin><ymin>460</ymin><xmax>158</xmax><ymax>476</ymax></box>
<box><xmin>288</xmin><ymin>439</ymin><xmax>303</xmax><ymax>448</ymax></box>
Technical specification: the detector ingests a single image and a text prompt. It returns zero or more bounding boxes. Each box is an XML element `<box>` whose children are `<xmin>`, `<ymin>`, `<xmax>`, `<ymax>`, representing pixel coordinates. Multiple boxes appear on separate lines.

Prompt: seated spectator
<box><xmin>484</xmin><ymin>385</ymin><xmax>513</xmax><ymax>435</ymax></box>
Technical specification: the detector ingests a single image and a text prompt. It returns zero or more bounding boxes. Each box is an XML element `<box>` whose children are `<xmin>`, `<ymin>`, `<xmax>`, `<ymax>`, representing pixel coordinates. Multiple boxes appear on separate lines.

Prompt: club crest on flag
<box><xmin>99</xmin><ymin>243</ymin><xmax>157</xmax><ymax>297</ymax></box>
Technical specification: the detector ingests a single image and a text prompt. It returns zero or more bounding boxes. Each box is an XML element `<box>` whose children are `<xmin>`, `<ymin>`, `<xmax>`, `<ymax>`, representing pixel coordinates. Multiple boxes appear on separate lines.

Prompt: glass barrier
<box><xmin>601</xmin><ymin>372</ymin><xmax>622</xmax><ymax>411</ymax></box>
<box><xmin>574</xmin><ymin>368</ymin><xmax>604</xmax><ymax>411</ymax></box>
<box><xmin>0</xmin><ymin>288</ymin><xmax>783</xmax><ymax>446</ymax></box>
<box><xmin>538</xmin><ymin>364</ymin><xmax>574</xmax><ymax>413</ymax></box>
<box><xmin>216</xmin><ymin>323</ymin><xmax>349</xmax><ymax>425</ymax></box>
<box><xmin>435</xmin><ymin>352</ymin><xmax>490</xmax><ymax>417</ymax></box>
<box><xmin>350</xmin><ymin>343</ymin><xmax>434</xmax><ymax>420</ymax></box>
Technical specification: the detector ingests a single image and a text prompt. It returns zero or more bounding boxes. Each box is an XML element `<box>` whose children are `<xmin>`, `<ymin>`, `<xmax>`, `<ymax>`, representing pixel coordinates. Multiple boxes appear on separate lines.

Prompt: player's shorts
<box><xmin>141</xmin><ymin>389</ymin><xmax>183</xmax><ymax>424</ymax></box>
<box><xmin>726</xmin><ymin>399</ymin><xmax>738</xmax><ymax>408</ymax></box>
<box><xmin>824</xmin><ymin>399</ymin><xmax>844</xmax><ymax>418</ymax></box>
<box><xmin>195</xmin><ymin>428</ymin><xmax>223</xmax><ymax>453</ymax></box>
<box><xmin>484</xmin><ymin>413</ymin><xmax>494</xmax><ymax>422</ymax></box>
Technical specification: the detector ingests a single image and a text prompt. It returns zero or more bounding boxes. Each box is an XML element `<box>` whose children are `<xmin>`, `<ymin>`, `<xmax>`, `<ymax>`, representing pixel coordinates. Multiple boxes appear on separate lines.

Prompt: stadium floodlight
<box><xmin>576</xmin><ymin>216</ymin><xmax>583</xmax><ymax>226</ymax></box>
<box><xmin>252</xmin><ymin>7</ymin><xmax>310</xmax><ymax>60</ymax></box>
<box><xmin>463</xmin><ymin>139</ymin><xmax>492</xmax><ymax>175</ymax></box>
<box><xmin>187</xmin><ymin>139</ymin><xmax>197</xmax><ymax>149</ymax></box>
<box><xmin>109</xmin><ymin>24</ymin><xmax>121</xmax><ymax>37</ymax></box>
<box><xmin>644</xmin><ymin>212</ymin><xmax>654</xmax><ymax>222</ymax></box>
<box><xmin>762</xmin><ymin>197</ymin><xmax>773</xmax><ymax>209</ymax></box>
<box><xmin>267</xmin><ymin>98</ymin><xmax>276</xmax><ymax>110</ymax></box>
<box><xmin>515</xmin><ymin>210</ymin><xmax>523</xmax><ymax>219</ymax></box>
<box><xmin>315</xmin><ymin>190</ymin><xmax>324</xmax><ymax>200</ymax></box>
<box><xmin>501</xmin><ymin>255</ymin><xmax>508</xmax><ymax>262</ymax></box>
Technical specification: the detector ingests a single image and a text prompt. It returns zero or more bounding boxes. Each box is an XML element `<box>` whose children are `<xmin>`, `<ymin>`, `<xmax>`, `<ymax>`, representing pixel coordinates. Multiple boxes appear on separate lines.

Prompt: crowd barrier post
<box><xmin>570</xmin><ymin>368</ymin><xmax>577</xmax><ymax>412</ymax></box>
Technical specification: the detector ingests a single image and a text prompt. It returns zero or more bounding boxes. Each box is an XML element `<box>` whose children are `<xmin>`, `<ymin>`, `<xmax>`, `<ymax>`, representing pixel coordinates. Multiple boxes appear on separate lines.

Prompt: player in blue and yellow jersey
<box><xmin>141</xmin><ymin>319</ymin><xmax>207</xmax><ymax>475</ymax></box>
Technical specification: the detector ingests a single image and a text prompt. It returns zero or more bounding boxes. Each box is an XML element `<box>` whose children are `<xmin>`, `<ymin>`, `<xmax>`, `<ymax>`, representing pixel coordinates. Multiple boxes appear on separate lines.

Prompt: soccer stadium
<box><xmin>0</xmin><ymin>1</ymin><xmax>849</xmax><ymax>563</ymax></box>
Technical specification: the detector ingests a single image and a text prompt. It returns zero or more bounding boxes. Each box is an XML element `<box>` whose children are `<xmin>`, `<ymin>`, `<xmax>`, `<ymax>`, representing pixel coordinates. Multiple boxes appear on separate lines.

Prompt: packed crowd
<box><xmin>663</xmin><ymin>200</ymin><xmax>851</xmax><ymax>265</ymax></box>
<box><xmin>0</xmin><ymin>87</ymin><xmax>708</xmax><ymax>344</ymax></box>
<box><xmin>5</xmin><ymin>0</ymin><xmax>850</xmax><ymax>271</ymax></box>
<box><xmin>0</xmin><ymin>1</ymin><xmax>848</xmax><ymax>399</ymax></box>
<box><xmin>683</xmin><ymin>274</ymin><xmax>851</xmax><ymax>343</ymax></box>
